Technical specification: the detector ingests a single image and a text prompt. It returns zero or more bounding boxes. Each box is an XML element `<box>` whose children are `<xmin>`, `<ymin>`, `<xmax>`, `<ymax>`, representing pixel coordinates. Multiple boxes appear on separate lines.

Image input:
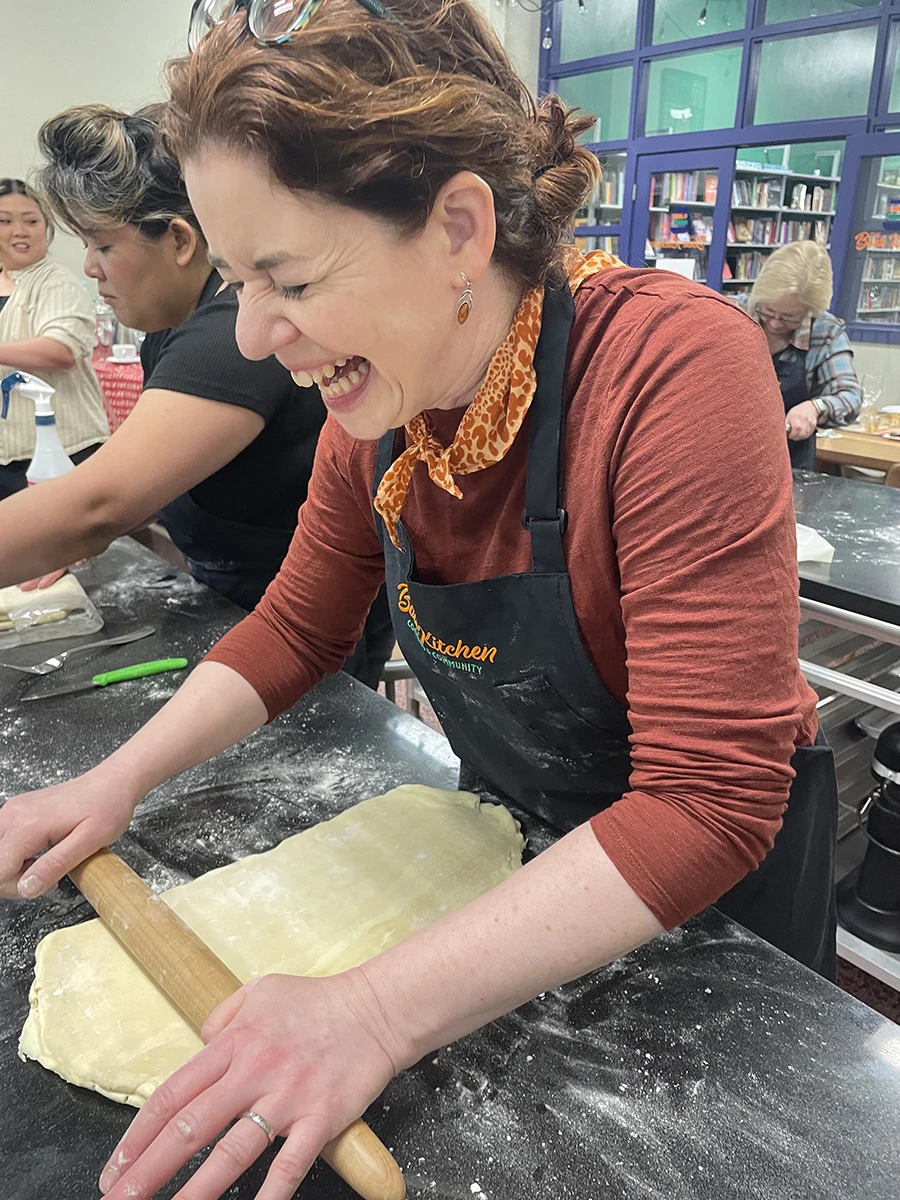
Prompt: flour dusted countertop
<box><xmin>1</xmin><ymin>539</ymin><xmax>899</xmax><ymax>1199</ymax></box>
<box><xmin>794</xmin><ymin>470</ymin><xmax>900</xmax><ymax>626</ymax></box>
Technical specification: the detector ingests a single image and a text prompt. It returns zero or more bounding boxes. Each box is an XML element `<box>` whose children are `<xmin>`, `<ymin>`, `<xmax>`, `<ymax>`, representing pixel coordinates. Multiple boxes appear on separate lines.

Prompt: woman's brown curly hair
<box><xmin>162</xmin><ymin>0</ymin><xmax>599</xmax><ymax>287</ymax></box>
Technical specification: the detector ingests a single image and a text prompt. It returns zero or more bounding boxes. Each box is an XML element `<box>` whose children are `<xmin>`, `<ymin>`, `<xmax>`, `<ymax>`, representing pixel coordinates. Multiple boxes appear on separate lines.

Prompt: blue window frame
<box><xmin>541</xmin><ymin>0</ymin><xmax>900</xmax><ymax>342</ymax></box>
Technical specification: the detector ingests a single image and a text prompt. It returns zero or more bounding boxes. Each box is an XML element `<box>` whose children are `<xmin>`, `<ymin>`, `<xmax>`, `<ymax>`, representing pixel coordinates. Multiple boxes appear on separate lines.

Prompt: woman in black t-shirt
<box><xmin>0</xmin><ymin>105</ymin><xmax>392</xmax><ymax>686</ymax></box>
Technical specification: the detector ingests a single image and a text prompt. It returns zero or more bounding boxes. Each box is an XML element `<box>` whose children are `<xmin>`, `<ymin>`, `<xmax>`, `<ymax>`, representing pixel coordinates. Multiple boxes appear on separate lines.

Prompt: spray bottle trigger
<box><xmin>0</xmin><ymin>372</ymin><xmax>26</xmax><ymax>421</ymax></box>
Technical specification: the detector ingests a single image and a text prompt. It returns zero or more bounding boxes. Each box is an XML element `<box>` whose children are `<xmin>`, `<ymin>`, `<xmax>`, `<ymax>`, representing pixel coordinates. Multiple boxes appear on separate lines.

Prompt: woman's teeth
<box><xmin>292</xmin><ymin>358</ymin><xmax>346</xmax><ymax>388</ymax></box>
<box><xmin>292</xmin><ymin>358</ymin><xmax>370</xmax><ymax>397</ymax></box>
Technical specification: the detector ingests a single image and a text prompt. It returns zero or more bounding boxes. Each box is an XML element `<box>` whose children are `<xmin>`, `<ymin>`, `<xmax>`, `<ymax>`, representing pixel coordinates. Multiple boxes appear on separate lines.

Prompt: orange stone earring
<box><xmin>457</xmin><ymin>272</ymin><xmax>474</xmax><ymax>325</ymax></box>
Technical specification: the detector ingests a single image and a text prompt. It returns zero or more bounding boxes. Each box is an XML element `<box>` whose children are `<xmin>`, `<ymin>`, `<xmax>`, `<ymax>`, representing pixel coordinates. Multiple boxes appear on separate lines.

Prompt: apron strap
<box><xmin>522</xmin><ymin>282</ymin><xmax>576</xmax><ymax>575</ymax></box>
<box><xmin>372</xmin><ymin>428</ymin><xmax>417</xmax><ymax>563</ymax></box>
<box><xmin>373</xmin><ymin>427</ymin><xmax>401</xmax><ymax>505</ymax></box>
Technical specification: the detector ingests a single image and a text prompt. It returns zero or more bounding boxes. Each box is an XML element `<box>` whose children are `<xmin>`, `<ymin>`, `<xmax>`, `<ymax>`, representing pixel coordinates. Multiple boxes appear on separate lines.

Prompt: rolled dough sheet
<box><xmin>0</xmin><ymin>574</ymin><xmax>88</xmax><ymax>631</ymax></box>
<box><xmin>19</xmin><ymin>784</ymin><xmax>524</xmax><ymax>1107</ymax></box>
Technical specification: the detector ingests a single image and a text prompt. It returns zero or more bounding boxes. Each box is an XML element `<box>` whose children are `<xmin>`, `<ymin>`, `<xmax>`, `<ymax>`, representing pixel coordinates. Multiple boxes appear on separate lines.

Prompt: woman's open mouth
<box><xmin>292</xmin><ymin>356</ymin><xmax>371</xmax><ymax>411</ymax></box>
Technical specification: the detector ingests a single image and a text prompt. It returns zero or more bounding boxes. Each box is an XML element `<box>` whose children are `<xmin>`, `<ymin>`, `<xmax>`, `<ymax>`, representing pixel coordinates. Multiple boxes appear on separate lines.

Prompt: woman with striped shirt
<box><xmin>0</xmin><ymin>178</ymin><xmax>108</xmax><ymax>498</ymax></box>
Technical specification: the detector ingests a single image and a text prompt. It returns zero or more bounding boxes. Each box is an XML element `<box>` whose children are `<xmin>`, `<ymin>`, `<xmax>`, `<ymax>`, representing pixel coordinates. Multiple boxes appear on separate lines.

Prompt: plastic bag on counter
<box><xmin>796</xmin><ymin>523</ymin><xmax>835</xmax><ymax>564</ymax></box>
<box><xmin>0</xmin><ymin>575</ymin><xmax>103</xmax><ymax>648</ymax></box>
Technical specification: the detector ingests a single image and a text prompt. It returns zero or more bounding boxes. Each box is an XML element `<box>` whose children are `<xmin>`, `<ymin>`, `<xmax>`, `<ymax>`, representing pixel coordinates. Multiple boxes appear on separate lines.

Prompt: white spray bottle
<box><xmin>1</xmin><ymin>371</ymin><xmax>75</xmax><ymax>485</ymax></box>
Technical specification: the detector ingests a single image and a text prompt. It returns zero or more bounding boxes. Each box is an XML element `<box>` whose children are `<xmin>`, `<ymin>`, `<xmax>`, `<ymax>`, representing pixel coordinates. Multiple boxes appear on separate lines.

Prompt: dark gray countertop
<box><xmin>794</xmin><ymin>471</ymin><xmax>900</xmax><ymax>626</ymax></box>
<box><xmin>1</xmin><ymin>540</ymin><xmax>899</xmax><ymax>1200</ymax></box>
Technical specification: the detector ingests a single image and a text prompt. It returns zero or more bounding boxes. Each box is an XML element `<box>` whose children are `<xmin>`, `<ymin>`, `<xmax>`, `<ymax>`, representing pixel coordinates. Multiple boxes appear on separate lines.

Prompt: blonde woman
<box><xmin>749</xmin><ymin>241</ymin><xmax>861</xmax><ymax>471</ymax></box>
<box><xmin>0</xmin><ymin>179</ymin><xmax>108</xmax><ymax>498</ymax></box>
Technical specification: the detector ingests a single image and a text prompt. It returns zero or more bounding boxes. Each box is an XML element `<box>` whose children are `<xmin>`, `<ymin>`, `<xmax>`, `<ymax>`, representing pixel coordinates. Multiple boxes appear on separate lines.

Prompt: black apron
<box><xmin>159</xmin><ymin>490</ymin><xmax>395</xmax><ymax>687</ymax></box>
<box><xmin>373</xmin><ymin>284</ymin><xmax>838</xmax><ymax>978</ymax></box>
<box><xmin>774</xmin><ymin>346</ymin><xmax>817</xmax><ymax>471</ymax></box>
<box><xmin>158</xmin><ymin>489</ymin><xmax>293</xmax><ymax>611</ymax></box>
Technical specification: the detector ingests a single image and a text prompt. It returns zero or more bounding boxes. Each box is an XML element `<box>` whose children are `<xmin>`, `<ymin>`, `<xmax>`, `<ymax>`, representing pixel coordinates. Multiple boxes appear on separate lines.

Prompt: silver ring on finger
<box><xmin>239</xmin><ymin>1110</ymin><xmax>275</xmax><ymax>1145</ymax></box>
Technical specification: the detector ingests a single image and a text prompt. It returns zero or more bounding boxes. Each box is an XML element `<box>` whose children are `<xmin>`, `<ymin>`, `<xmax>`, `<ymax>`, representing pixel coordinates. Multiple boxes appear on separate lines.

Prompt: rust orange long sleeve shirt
<box><xmin>205</xmin><ymin>268</ymin><xmax>819</xmax><ymax>929</ymax></box>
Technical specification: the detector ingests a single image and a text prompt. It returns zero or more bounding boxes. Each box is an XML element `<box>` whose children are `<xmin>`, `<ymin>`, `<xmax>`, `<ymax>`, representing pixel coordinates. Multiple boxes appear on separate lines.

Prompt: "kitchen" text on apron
<box><xmin>397</xmin><ymin>583</ymin><xmax>498</xmax><ymax>671</ymax></box>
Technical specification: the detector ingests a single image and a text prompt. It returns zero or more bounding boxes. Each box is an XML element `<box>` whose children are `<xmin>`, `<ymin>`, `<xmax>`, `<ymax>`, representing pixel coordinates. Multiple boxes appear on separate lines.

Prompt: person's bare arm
<box><xmin>0</xmin><ymin>387</ymin><xmax>264</xmax><ymax>587</ymax></box>
<box><xmin>0</xmin><ymin>661</ymin><xmax>268</xmax><ymax>899</ymax></box>
<box><xmin>0</xmin><ymin>336</ymin><xmax>75</xmax><ymax>372</ymax></box>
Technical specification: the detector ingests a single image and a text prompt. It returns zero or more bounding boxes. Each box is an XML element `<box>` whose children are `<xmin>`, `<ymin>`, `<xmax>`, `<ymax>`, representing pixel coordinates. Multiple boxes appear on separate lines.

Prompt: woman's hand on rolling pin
<box><xmin>0</xmin><ymin>762</ymin><xmax>141</xmax><ymax>898</ymax></box>
<box><xmin>99</xmin><ymin>971</ymin><xmax>402</xmax><ymax>1200</ymax></box>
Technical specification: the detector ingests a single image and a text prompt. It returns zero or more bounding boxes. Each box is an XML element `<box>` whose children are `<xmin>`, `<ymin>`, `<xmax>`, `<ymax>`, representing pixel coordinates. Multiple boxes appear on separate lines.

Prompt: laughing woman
<box><xmin>0</xmin><ymin>2</ymin><xmax>837</xmax><ymax>1198</ymax></box>
<box><xmin>0</xmin><ymin>107</ymin><xmax>392</xmax><ymax>684</ymax></box>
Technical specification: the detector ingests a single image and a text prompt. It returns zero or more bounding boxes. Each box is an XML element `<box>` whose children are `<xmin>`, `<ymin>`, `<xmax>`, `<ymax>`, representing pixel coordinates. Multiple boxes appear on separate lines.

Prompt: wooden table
<box><xmin>815</xmin><ymin>427</ymin><xmax>900</xmax><ymax>473</ymax></box>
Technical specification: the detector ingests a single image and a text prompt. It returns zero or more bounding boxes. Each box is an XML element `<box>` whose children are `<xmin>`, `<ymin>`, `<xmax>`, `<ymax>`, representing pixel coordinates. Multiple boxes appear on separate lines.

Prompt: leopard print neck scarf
<box><xmin>374</xmin><ymin>250</ymin><xmax>620</xmax><ymax>550</ymax></box>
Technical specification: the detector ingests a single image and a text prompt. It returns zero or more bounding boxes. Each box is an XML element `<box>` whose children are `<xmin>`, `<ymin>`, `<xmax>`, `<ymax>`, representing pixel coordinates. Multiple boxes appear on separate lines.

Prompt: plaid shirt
<box><xmin>785</xmin><ymin>312</ymin><xmax>861</xmax><ymax>427</ymax></box>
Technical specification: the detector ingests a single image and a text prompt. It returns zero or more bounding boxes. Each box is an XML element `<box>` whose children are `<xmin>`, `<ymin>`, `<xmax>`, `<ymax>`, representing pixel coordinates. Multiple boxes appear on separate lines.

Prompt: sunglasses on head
<box><xmin>188</xmin><ymin>0</ymin><xmax>401</xmax><ymax>51</ymax></box>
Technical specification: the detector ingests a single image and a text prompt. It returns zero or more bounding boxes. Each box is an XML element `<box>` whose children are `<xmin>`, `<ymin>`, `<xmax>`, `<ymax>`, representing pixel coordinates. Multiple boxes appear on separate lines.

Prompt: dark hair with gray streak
<box><xmin>0</xmin><ymin>178</ymin><xmax>55</xmax><ymax>243</ymax></box>
<box><xmin>36</xmin><ymin>103</ymin><xmax>204</xmax><ymax>243</ymax></box>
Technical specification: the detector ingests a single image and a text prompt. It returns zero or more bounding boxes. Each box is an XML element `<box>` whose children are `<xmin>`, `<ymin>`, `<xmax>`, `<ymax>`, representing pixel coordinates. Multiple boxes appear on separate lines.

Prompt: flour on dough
<box><xmin>19</xmin><ymin>785</ymin><xmax>524</xmax><ymax>1106</ymax></box>
<box><xmin>0</xmin><ymin>575</ymin><xmax>88</xmax><ymax>631</ymax></box>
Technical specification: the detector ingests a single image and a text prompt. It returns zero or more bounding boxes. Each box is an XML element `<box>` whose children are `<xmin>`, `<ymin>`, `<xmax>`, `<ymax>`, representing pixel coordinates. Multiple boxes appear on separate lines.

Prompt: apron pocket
<box><xmin>494</xmin><ymin>673</ymin><xmax>632</xmax><ymax>766</ymax></box>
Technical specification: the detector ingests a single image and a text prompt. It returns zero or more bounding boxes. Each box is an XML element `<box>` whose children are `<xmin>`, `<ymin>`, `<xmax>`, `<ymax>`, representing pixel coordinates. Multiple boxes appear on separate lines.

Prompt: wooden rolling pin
<box><xmin>68</xmin><ymin>847</ymin><xmax>406</xmax><ymax>1200</ymax></box>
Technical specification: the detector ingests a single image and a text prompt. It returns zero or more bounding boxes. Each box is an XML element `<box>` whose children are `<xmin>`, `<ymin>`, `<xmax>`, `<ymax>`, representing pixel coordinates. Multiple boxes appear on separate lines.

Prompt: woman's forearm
<box><xmin>0</xmin><ymin>336</ymin><xmax>76</xmax><ymax>373</ymax></box>
<box><xmin>817</xmin><ymin>388</ymin><xmax>861</xmax><ymax>426</ymax></box>
<box><xmin>360</xmin><ymin>823</ymin><xmax>664</xmax><ymax>1070</ymax></box>
<box><xmin>100</xmin><ymin>661</ymin><xmax>268</xmax><ymax>800</ymax></box>
<box><xmin>0</xmin><ymin>472</ymin><xmax>130</xmax><ymax>586</ymax></box>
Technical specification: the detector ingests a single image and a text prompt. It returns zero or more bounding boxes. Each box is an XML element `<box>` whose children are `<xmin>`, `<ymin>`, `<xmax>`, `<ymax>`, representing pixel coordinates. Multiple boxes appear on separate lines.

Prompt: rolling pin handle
<box><xmin>322</xmin><ymin>1118</ymin><xmax>407</xmax><ymax>1200</ymax></box>
<box><xmin>69</xmin><ymin>848</ymin><xmax>406</xmax><ymax>1200</ymax></box>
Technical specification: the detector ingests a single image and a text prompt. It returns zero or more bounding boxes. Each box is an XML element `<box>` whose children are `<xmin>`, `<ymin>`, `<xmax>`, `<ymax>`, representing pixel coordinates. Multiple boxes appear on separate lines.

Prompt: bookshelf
<box><xmin>574</xmin><ymin>151</ymin><xmax>627</xmax><ymax>227</ymax></box>
<box><xmin>645</xmin><ymin>168</ymin><xmax>719</xmax><ymax>284</ymax></box>
<box><xmin>572</xmin><ymin>151</ymin><xmax>626</xmax><ymax>263</ymax></box>
<box><xmin>722</xmin><ymin>157</ymin><xmax>839</xmax><ymax>299</ymax></box>
<box><xmin>856</xmin><ymin>156</ymin><xmax>900</xmax><ymax>326</ymax></box>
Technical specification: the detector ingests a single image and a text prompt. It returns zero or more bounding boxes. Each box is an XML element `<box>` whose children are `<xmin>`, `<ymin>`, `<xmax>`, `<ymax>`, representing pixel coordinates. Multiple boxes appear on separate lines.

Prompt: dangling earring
<box><xmin>457</xmin><ymin>272</ymin><xmax>474</xmax><ymax>325</ymax></box>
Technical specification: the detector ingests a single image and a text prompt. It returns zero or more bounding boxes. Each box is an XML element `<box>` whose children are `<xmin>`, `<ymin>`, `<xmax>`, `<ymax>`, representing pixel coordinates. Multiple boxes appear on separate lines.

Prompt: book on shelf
<box><xmin>780</xmin><ymin>221</ymin><xmax>827</xmax><ymax>245</ymax></box>
<box><xmin>599</xmin><ymin>177</ymin><xmax>624</xmax><ymax>206</ymax></box>
<box><xmin>650</xmin><ymin>212</ymin><xmax>671</xmax><ymax>241</ymax></box>
<box><xmin>721</xmin><ymin>259</ymin><xmax>733</xmax><ymax>281</ymax></box>
<box><xmin>732</xmin><ymin>250</ymin><xmax>767</xmax><ymax>281</ymax></box>
<box><xmin>649</xmin><ymin>211</ymin><xmax>712</xmax><ymax>248</ymax></box>
<box><xmin>863</xmin><ymin>255</ymin><xmax>900</xmax><ymax>281</ymax></box>
<box><xmin>649</xmin><ymin>170</ymin><xmax>715</xmax><ymax>205</ymax></box>
<box><xmin>731</xmin><ymin>177</ymin><xmax>783</xmax><ymax>208</ymax></box>
<box><xmin>811</xmin><ymin>185</ymin><xmax>833</xmax><ymax>213</ymax></box>
<box><xmin>749</xmin><ymin>218</ymin><xmax>776</xmax><ymax>244</ymax></box>
<box><xmin>787</xmin><ymin>183</ymin><xmax>834</xmax><ymax>213</ymax></box>
<box><xmin>704</xmin><ymin>177</ymin><xmax>718</xmax><ymax>203</ymax></box>
<box><xmin>692</xmin><ymin>215</ymin><xmax>712</xmax><ymax>245</ymax></box>
<box><xmin>858</xmin><ymin>282</ymin><xmax>900</xmax><ymax>311</ymax></box>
